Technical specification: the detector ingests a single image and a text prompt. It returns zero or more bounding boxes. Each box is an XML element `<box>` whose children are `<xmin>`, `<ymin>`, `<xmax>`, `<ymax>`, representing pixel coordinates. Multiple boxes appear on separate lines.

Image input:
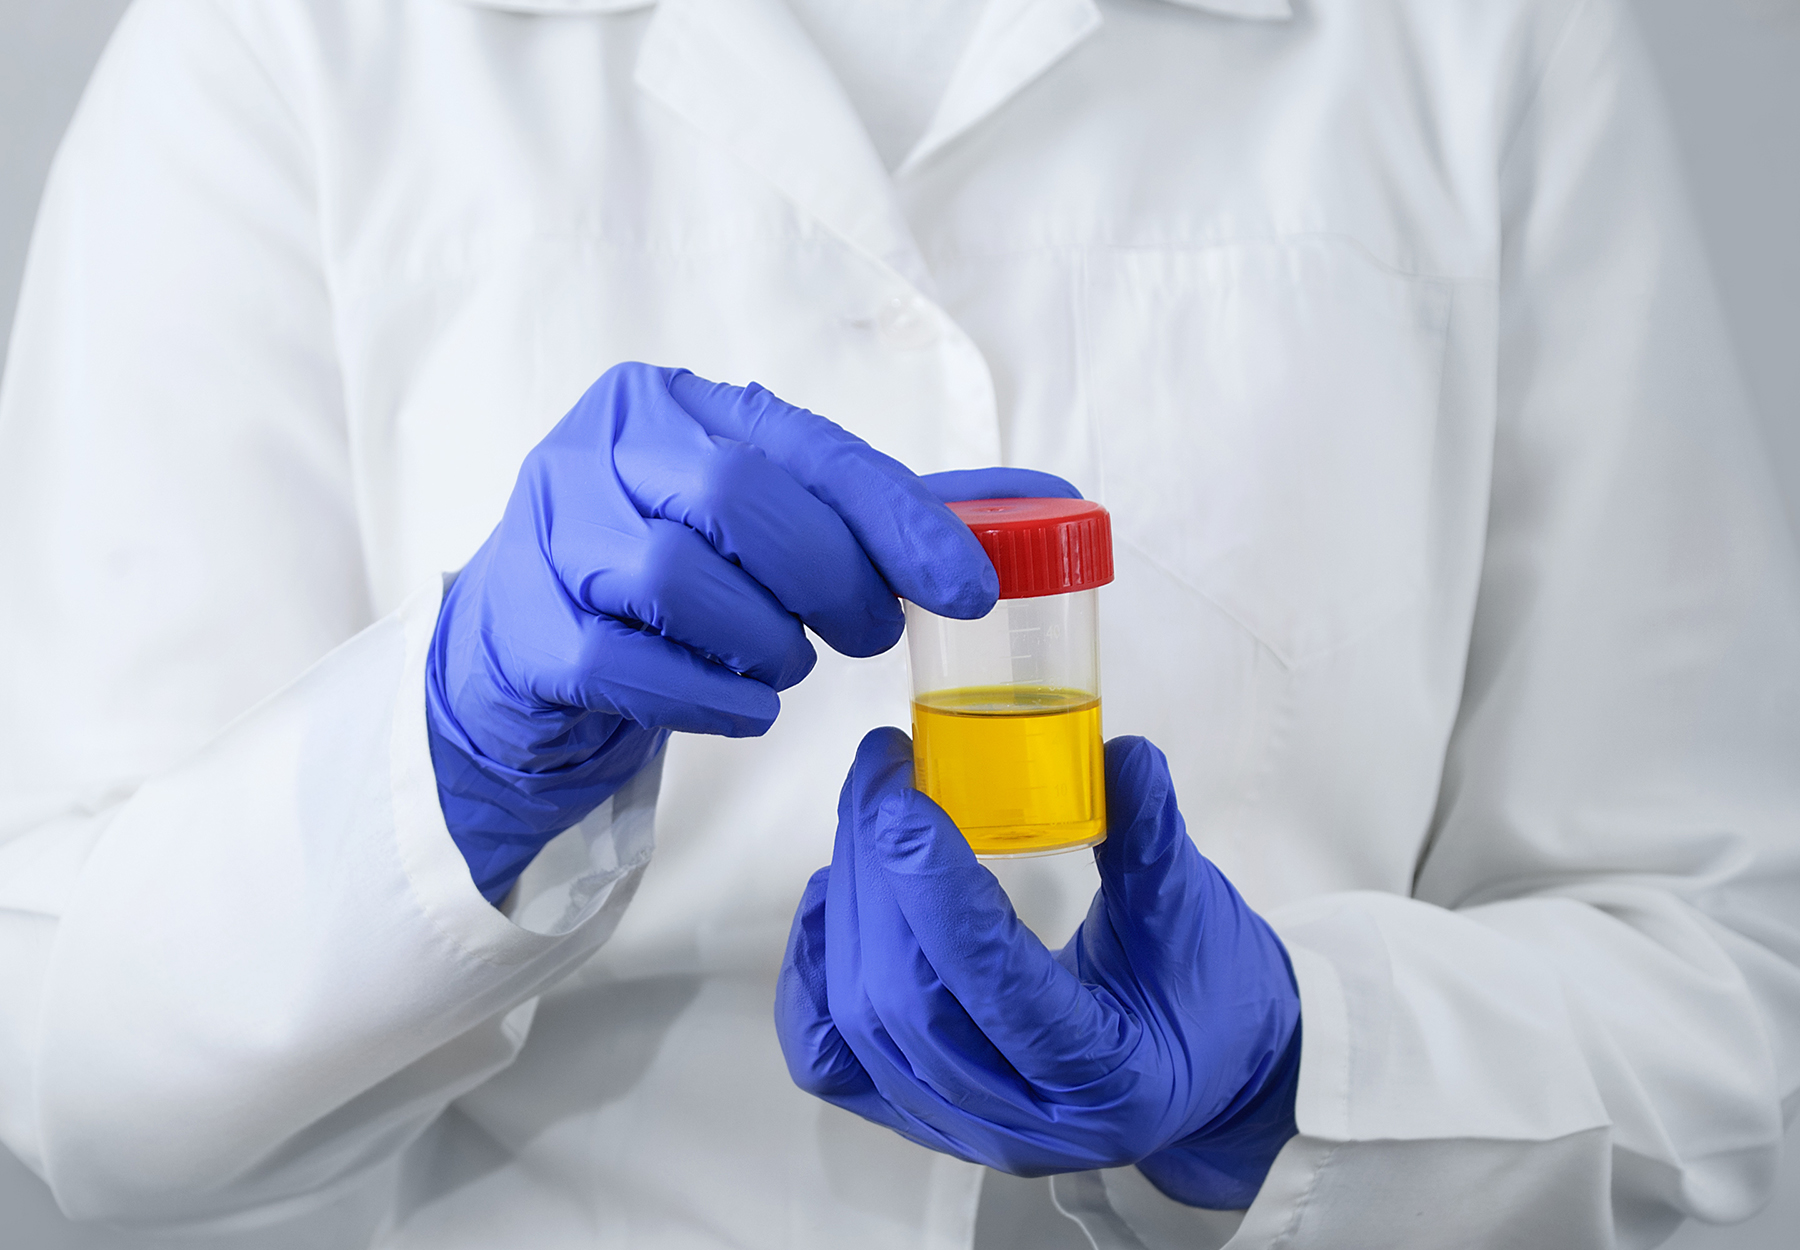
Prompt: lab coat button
<box><xmin>876</xmin><ymin>294</ymin><xmax>940</xmax><ymax>350</ymax></box>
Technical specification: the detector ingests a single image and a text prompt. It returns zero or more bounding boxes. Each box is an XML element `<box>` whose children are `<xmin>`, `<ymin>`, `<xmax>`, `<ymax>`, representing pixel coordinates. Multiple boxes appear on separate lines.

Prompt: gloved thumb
<box><xmin>855</xmin><ymin>732</ymin><xmax>1128</xmax><ymax>1089</ymax></box>
<box><xmin>1091</xmin><ymin>736</ymin><xmax>1210</xmax><ymax>955</ymax></box>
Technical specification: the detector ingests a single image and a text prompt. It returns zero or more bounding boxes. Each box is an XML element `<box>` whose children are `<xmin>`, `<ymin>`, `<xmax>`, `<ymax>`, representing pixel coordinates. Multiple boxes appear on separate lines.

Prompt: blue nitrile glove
<box><xmin>427</xmin><ymin>359</ymin><xmax>1078</xmax><ymax>903</ymax></box>
<box><xmin>776</xmin><ymin>729</ymin><xmax>1302</xmax><ymax>1210</ymax></box>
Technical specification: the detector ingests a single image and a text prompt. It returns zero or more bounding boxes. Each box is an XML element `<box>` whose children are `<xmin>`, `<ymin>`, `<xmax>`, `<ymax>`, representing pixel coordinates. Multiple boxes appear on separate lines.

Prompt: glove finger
<box><xmin>1090</xmin><ymin>736</ymin><xmax>1212</xmax><ymax>959</ymax></box>
<box><xmin>774</xmin><ymin>886</ymin><xmax>957</xmax><ymax>1159</ymax></box>
<box><xmin>1091</xmin><ymin>737</ymin><xmax>1298</xmax><ymax>1067</ymax></box>
<box><xmin>818</xmin><ymin>740</ymin><xmax>992</xmax><ymax>1154</ymax></box>
<box><xmin>821</xmin><ymin>736</ymin><xmax>1079</xmax><ymax>1168</ymax></box>
<box><xmin>836</xmin><ymin>746</ymin><xmax>1046</xmax><ymax>1126</ymax></box>
<box><xmin>777</xmin><ymin>868</ymin><xmax>882</xmax><ymax>1102</ymax></box>
<box><xmin>610</xmin><ymin>371</ymin><xmax>903</xmax><ymax>655</ymax></box>
<box><xmin>846</xmin><ymin>731</ymin><xmax>1134</xmax><ymax>1093</ymax></box>
<box><xmin>518</xmin><ymin>613</ymin><xmax>780</xmax><ymax>736</ymax></box>
<box><xmin>921</xmin><ymin>468</ymin><xmax>1081</xmax><ymax>503</ymax></box>
<box><xmin>772</xmin><ymin>866</ymin><xmax>996</xmax><ymax>1162</ymax></box>
<box><xmin>667</xmin><ymin>371</ymin><xmax>1000</xmax><ymax>620</ymax></box>
<box><xmin>562</xmin><ymin>516</ymin><xmax>816</xmax><ymax>691</ymax></box>
<box><xmin>873</xmin><ymin>788</ymin><xmax>1135</xmax><ymax>1092</ymax></box>
<box><xmin>823</xmin><ymin>734</ymin><xmax>935</xmax><ymax>1101</ymax></box>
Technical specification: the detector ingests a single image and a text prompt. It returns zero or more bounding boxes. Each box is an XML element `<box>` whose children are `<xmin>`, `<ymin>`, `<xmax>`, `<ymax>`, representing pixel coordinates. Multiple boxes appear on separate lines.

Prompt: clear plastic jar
<box><xmin>905</xmin><ymin>498</ymin><xmax>1114</xmax><ymax>858</ymax></box>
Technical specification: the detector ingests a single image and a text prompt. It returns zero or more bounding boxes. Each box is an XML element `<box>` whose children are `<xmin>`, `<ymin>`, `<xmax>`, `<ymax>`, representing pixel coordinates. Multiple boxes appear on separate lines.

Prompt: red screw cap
<box><xmin>946</xmin><ymin>498</ymin><xmax>1114</xmax><ymax>600</ymax></box>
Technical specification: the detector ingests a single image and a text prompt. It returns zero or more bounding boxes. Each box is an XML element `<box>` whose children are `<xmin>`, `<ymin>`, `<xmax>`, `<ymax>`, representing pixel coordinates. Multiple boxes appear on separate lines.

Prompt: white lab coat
<box><xmin>0</xmin><ymin>0</ymin><xmax>1795</xmax><ymax>1247</ymax></box>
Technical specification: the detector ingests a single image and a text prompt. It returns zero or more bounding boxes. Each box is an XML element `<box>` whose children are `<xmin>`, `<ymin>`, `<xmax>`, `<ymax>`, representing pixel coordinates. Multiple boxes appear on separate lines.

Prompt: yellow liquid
<box><xmin>911</xmin><ymin>685</ymin><xmax>1106</xmax><ymax>857</ymax></box>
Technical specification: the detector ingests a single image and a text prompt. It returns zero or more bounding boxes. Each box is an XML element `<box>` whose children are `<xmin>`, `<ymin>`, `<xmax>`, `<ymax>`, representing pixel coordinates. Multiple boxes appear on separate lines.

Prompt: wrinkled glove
<box><xmin>427</xmin><ymin>360</ymin><xmax>1074</xmax><ymax>903</ymax></box>
<box><xmin>776</xmin><ymin>728</ymin><xmax>1302</xmax><ymax>1209</ymax></box>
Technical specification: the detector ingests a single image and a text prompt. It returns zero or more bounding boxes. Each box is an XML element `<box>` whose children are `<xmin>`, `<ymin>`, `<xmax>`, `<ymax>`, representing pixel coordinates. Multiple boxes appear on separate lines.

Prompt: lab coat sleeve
<box><xmin>1074</xmin><ymin>2</ymin><xmax>1800</xmax><ymax>1247</ymax></box>
<box><xmin>0</xmin><ymin>0</ymin><xmax>657</xmax><ymax>1229</ymax></box>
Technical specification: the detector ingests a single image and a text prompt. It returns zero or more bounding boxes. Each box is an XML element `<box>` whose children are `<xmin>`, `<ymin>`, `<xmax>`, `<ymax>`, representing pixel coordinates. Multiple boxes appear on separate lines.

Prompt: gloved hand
<box><xmin>427</xmin><ymin>360</ymin><xmax>1076</xmax><ymax>903</ymax></box>
<box><xmin>776</xmin><ymin>729</ymin><xmax>1302</xmax><ymax>1210</ymax></box>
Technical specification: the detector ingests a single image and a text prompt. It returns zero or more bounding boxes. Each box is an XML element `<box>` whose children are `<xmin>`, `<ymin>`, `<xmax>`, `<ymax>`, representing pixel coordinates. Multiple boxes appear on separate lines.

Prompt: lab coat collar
<box><xmin>1163</xmin><ymin>0</ymin><xmax>1293</xmax><ymax>17</ymax></box>
<box><xmin>450</xmin><ymin>0</ymin><xmax>1293</xmax><ymax>25</ymax></box>
<box><xmin>896</xmin><ymin>4</ymin><xmax>1318</xmax><ymax>163</ymax></box>
<box><xmin>452</xmin><ymin>0</ymin><xmax>1292</xmax><ymax>287</ymax></box>
<box><xmin>631</xmin><ymin>0</ymin><xmax>1130</xmax><ymax>287</ymax></box>
<box><xmin>634</xmin><ymin>0</ymin><xmax>934</xmax><ymax>289</ymax></box>
<box><xmin>898</xmin><ymin>0</ymin><xmax>1103</xmax><ymax>175</ymax></box>
<box><xmin>452</xmin><ymin>0</ymin><xmax>657</xmax><ymax>12</ymax></box>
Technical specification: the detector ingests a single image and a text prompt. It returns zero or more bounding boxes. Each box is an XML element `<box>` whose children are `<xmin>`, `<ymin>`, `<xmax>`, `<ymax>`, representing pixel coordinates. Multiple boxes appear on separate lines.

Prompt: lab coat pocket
<box><xmin>1082</xmin><ymin>239</ymin><xmax>1451</xmax><ymax>667</ymax></box>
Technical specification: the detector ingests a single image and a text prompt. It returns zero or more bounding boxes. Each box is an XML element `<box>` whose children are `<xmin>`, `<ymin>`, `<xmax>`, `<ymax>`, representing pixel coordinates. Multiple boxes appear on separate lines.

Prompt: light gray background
<box><xmin>1</xmin><ymin>1</ymin><xmax>1796</xmax><ymax>1246</ymax></box>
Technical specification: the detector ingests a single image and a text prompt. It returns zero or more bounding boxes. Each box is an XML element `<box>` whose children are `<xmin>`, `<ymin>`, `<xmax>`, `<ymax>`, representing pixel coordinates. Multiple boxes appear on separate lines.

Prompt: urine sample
<box><xmin>905</xmin><ymin>498</ymin><xmax>1114</xmax><ymax>858</ymax></box>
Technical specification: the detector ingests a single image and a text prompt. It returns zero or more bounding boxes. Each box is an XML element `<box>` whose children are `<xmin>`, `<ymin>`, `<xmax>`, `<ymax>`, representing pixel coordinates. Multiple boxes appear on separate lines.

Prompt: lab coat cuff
<box><xmin>1045</xmin><ymin>945</ymin><xmax>1345</xmax><ymax>1249</ymax></box>
<box><xmin>1201</xmin><ymin>896</ymin><xmax>1628</xmax><ymax>1246</ymax></box>
<box><xmin>389</xmin><ymin>575</ymin><xmax>660</xmax><ymax>963</ymax></box>
<box><xmin>1047</xmin><ymin>1146</ymin><xmax>1329</xmax><ymax>1250</ymax></box>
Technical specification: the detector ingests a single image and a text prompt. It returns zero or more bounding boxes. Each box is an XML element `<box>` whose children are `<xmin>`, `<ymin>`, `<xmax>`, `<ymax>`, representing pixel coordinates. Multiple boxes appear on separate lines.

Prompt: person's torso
<box><xmin>221</xmin><ymin>0</ymin><xmax>1559</xmax><ymax>1243</ymax></box>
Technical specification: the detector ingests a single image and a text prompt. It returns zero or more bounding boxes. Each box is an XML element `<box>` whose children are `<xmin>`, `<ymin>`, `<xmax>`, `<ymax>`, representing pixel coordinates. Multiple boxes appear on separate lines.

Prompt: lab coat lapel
<box><xmin>898</xmin><ymin>0</ymin><xmax>1102</xmax><ymax>175</ymax></box>
<box><xmin>892</xmin><ymin>0</ymin><xmax>1291</xmax><ymax>174</ymax></box>
<box><xmin>1166</xmin><ymin>0</ymin><xmax>1292</xmax><ymax>17</ymax></box>
<box><xmin>634</xmin><ymin>0</ymin><xmax>931</xmax><ymax>290</ymax></box>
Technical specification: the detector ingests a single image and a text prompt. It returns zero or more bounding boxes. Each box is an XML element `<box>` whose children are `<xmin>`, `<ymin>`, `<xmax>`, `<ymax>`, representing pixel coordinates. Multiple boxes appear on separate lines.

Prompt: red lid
<box><xmin>947</xmin><ymin>498</ymin><xmax>1114</xmax><ymax>600</ymax></box>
